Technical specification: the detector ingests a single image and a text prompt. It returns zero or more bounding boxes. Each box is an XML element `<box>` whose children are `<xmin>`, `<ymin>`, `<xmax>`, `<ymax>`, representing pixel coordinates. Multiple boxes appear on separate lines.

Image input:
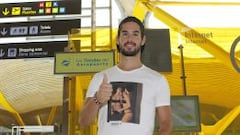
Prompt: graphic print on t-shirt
<box><xmin>108</xmin><ymin>82</ymin><xmax>143</xmax><ymax>124</ymax></box>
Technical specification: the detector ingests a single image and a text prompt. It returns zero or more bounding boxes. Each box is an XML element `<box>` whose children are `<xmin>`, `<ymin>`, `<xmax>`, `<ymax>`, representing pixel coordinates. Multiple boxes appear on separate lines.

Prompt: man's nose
<box><xmin>126</xmin><ymin>34</ymin><xmax>134</xmax><ymax>41</ymax></box>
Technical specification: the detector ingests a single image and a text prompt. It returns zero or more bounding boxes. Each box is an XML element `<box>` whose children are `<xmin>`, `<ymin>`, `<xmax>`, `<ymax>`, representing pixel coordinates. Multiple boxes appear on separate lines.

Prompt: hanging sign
<box><xmin>54</xmin><ymin>51</ymin><xmax>115</xmax><ymax>74</ymax></box>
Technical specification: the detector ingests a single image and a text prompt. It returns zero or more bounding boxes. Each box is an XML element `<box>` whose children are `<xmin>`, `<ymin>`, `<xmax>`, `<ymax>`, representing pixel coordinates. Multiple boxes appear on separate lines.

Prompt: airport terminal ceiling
<box><xmin>0</xmin><ymin>0</ymin><xmax>240</xmax><ymax>133</ymax></box>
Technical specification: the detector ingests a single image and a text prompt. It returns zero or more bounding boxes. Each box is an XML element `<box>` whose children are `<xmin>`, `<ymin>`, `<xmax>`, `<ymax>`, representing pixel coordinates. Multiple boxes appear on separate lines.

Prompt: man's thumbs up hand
<box><xmin>95</xmin><ymin>73</ymin><xmax>112</xmax><ymax>105</ymax></box>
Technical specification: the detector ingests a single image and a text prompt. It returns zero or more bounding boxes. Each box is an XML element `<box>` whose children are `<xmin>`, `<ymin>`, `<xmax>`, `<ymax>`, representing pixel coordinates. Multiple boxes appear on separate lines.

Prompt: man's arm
<box><xmin>156</xmin><ymin>106</ymin><xmax>172</xmax><ymax>135</ymax></box>
<box><xmin>79</xmin><ymin>74</ymin><xmax>112</xmax><ymax>128</ymax></box>
<box><xmin>78</xmin><ymin>97</ymin><xmax>100</xmax><ymax>128</ymax></box>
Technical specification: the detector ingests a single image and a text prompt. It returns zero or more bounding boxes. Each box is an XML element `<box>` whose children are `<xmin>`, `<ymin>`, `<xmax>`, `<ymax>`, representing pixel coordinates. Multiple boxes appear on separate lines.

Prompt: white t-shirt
<box><xmin>86</xmin><ymin>65</ymin><xmax>171</xmax><ymax>135</ymax></box>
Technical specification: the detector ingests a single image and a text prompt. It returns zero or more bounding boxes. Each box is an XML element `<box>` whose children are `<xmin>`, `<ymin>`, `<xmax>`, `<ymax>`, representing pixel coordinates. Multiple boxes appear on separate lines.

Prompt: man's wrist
<box><xmin>93</xmin><ymin>92</ymin><xmax>102</xmax><ymax>106</ymax></box>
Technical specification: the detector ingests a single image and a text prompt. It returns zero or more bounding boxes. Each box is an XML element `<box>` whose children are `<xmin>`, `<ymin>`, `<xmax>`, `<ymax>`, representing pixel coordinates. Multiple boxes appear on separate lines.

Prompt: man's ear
<box><xmin>141</xmin><ymin>35</ymin><xmax>146</xmax><ymax>46</ymax></box>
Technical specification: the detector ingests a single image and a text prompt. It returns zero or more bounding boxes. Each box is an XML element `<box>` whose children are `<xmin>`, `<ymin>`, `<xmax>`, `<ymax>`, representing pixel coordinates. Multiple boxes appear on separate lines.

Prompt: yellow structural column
<box><xmin>68</xmin><ymin>76</ymin><xmax>75</xmax><ymax>135</ymax></box>
<box><xmin>215</xmin><ymin>105</ymin><xmax>240</xmax><ymax>134</ymax></box>
<box><xmin>76</xmin><ymin>75</ymin><xmax>90</xmax><ymax>135</ymax></box>
<box><xmin>47</xmin><ymin>106</ymin><xmax>58</xmax><ymax>125</ymax></box>
<box><xmin>67</xmin><ymin>29</ymin><xmax>95</xmax><ymax>135</ymax></box>
<box><xmin>132</xmin><ymin>0</ymin><xmax>148</xmax><ymax>21</ymax></box>
<box><xmin>68</xmin><ymin>75</ymin><xmax>87</xmax><ymax>135</ymax></box>
<box><xmin>0</xmin><ymin>92</ymin><xmax>25</xmax><ymax>126</ymax></box>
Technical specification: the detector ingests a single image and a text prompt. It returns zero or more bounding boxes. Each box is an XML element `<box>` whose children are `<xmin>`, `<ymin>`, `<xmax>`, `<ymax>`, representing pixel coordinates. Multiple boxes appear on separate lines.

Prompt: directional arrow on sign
<box><xmin>1</xmin><ymin>28</ymin><xmax>8</xmax><ymax>36</ymax></box>
<box><xmin>0</xmin><ymin>49</ymin><xmax>5</xmax><ymax>57</ymax></box>
<box><xmin>2</xmin><ymin>8</ymin><xmax>10</xmax><ymax>16</ymax></box>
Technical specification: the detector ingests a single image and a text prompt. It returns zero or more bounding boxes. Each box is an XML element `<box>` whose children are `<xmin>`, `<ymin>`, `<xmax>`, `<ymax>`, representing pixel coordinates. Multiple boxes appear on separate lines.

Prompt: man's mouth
<box><xmin>124</xmin><ymin>42</ymin><xmax>136</xmax><ymax>48</ymax></box>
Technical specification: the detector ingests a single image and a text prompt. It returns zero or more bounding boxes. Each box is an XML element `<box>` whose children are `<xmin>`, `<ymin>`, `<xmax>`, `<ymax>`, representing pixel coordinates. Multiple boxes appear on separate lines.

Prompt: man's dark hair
<box><xmin>117</xmin><ymin>16</ymin><xmax>145</xmax><ymax>52</ymax></box>
<box><xmin>117</xmin><ymin>16</ymin><xmax>145</xmax><ymax>38</ymax></box>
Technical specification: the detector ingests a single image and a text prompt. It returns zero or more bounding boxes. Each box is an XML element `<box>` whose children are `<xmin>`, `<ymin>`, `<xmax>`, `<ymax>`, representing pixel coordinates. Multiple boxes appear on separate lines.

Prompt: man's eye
<box><xmin>122</xmin><ymin>33</ymin><xmax>128</xmax><ymax>36</ymax></box>
<box><xmin>134</xmin><ymin>33</ymin><xmax>139</xmax><ymax>36</ymax></box>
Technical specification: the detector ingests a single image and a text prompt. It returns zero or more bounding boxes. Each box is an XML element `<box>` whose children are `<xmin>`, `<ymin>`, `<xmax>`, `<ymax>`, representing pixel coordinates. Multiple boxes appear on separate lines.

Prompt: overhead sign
<box><xmin>171</xmin><ymin>96</ymin><xmax>201</xmax><ymax>132</ymax></box>
<box><xmin>155</xmin><ymin>96</ymin><xmax>201</xmax><ymax>132</ymax></box>
<box><xmin>142</xmin><ymin>29</ymin><xmax>172</xmax><ymax>72</ymax></box>
<box><xmin>0</xmin><ymin>41</ymin><xmax>68</xmax><ymax>59</ymax></box>
<box><xmin>54</xmin><ymin>51</ymin><xmax>115</xmax><ymax>74</ymax></box>
<box><xmin>0</xmin><ymin>19</ymin><xmax>80</xmax><ymax>38</ymax></box>
<box><xmin>0</xmin><ymin>0</ymin><xmax>81</xmax><ymax>18</ymax></box>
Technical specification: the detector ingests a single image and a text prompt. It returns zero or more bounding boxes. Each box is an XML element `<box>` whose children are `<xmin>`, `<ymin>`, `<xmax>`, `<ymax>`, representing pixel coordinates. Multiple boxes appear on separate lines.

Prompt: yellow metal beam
<box><xmin>36</xmin><ymin>115</ymin><xmax>43</xmax><ymax>125</ymax></box>
<box><xmin>200</xmin><ymin>105</ymin><xmax>240</xmax><ymax>135</ymax></box>
<box><xmin>12</xmin><ymin>113</ymin><xmax>25</xmax><ymax>126</ymax></box>
<box><xmin>215</xmin><ymin>105</ymin><xmax>240</xmax><ymax>134</ymax></box>
<box><xmin>47</xmin><ymin>106</ymin><xmax>58</xmax><ymax>125</ymax></box>
<box><xmin>132</xmin><ymin>0</ymin><xmax>148</xmax><ymax>21</ymax></box>
<box><xmin>68</xmin><ymin>77</ymin><xmax>76</xmax><ymax>135</ymax></box>
<box><xmin>0</xmin><ymin>92</ymin><xmax>17</xmax><ymax>113</ymax></box>
<box><xmin>0</xmin><ymin>92</ymin><xmax>25</xmax><ymax>126</ymax></box>
<box><xmin>139</xmin><ymin>1</ymin><xmax>240</xmax><ymax>72</ymax></box>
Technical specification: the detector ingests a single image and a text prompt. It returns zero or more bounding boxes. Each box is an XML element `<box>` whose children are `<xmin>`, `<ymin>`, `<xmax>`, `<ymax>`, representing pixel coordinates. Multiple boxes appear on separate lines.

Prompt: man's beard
<box><xmin>118</xmin><ymin>42</ymin><xmax>141</xmax><ymax>56</ymax></box>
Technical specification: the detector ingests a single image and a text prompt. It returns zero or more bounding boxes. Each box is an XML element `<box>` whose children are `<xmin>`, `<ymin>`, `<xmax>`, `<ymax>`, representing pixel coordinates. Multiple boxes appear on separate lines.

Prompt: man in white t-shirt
<box><xmin>79</xmin><ymin>16</ymin><xmax>172</xmax><ymax>135</ymax></box>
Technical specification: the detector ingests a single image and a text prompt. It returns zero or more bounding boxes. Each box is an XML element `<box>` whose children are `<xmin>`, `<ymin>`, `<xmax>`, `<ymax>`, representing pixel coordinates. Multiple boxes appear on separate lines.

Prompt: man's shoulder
<box><xmin>143</xmin><ymin>65</ymin><xmax>164</xmax><ymax>77</ymax></box>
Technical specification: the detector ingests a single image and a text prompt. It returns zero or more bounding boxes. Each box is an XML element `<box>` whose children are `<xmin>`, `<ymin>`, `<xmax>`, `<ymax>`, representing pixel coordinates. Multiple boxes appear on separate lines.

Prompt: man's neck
<box><xmin>117</xmin><ymin>54</ymin><xmax>142</xmax><ymax>71</ymax></box>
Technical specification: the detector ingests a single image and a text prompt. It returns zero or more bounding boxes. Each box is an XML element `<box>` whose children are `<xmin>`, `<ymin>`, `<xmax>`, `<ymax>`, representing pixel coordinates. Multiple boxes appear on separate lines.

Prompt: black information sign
<box><xmin>0</xmin><ymin>41</ymin><xmax>68</xmax><ymax>59</ymax></box>
<box><xmin>0</xmin><ymin>0</ymin><xmax>81</xmax><ymax>18</ymax></box>
<box><xmin>142</xmin><ymin>29</ymin><xmax>172</xmax><ymax>72</ymax></box>
<box><xmin>0</xmin><ymin>19</ymin><xmax>80</xmax><ymax>38</ymax></box>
